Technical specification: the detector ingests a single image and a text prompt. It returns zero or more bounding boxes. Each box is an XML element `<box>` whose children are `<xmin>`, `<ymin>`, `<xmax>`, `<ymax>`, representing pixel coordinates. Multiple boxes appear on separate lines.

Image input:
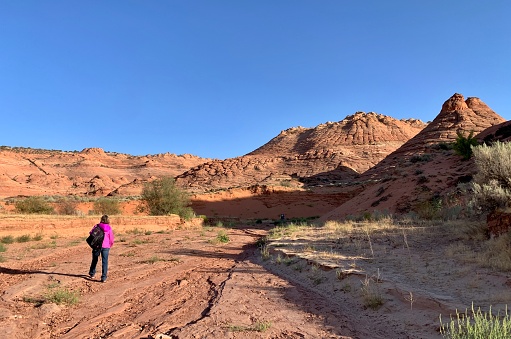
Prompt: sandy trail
<box><xmin>0</xmin><ymin>219</ymin><xmax>354</xmax><ymax>339</ymax></box>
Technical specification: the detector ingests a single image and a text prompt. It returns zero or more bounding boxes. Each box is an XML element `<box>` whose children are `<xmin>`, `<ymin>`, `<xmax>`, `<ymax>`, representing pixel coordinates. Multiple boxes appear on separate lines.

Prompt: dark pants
<box><xmin>89</xmin><ymin>248</ymin><xmax>110</xmax><ymax>281</ymax></box>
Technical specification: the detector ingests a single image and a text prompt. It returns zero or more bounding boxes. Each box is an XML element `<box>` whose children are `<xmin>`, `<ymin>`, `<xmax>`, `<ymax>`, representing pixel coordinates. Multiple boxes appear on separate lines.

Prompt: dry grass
<box><xmin>360</xmin><ymin>275</ymin><xmax>384</xmax><ymax>309</ymax></box>
<box><xmin>263</xmin><ymin>216</ymin><xmax>511</xmax><ymax>324</ymax></box>
<box><xmin>273</xmin><ymin>219</ymin><xmax>511</xmax><ymax>273</ymax></box>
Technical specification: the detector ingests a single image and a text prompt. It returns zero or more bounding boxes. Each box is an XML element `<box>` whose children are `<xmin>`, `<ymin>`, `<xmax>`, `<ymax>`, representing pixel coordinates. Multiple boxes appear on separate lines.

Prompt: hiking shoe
<box><xmin>89</xmin><ymin>274</ymin><xmax>95</xmax><ymax>279</ymax></box>
<box><xmin>101</xmin><ymin>278</ymin><xmax>107</xmax><ymax>283</ymax></box>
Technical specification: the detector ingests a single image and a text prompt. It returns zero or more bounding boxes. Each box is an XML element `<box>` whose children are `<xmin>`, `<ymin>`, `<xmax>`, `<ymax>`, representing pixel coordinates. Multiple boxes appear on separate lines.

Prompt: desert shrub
<box><xmin>216</xmin><ymin>230</ymin><xmax>229</xmax><ymax>243</ymax></box>
<box><xmin>440</xmin><ymin>206</ymin><xmax>463</xmax><ymax>221</ymax></box>
<box><xmin>56</xmin><ymin>198</ymin><xmax>78</xmax><ymax>215</ymax></box>
<box><xmin>471</xmin><ymin>142</ymin><xmax>511</xmax><ymax>212</ymax></box>
<box><xmin>15</xmin><ymin>196</ymin><xmax>54</xmax><ymax>214</ymax></box>
<box><xmin>440</xmin><ymin>304</ymin><xmax>511</xmax><ymax>339</ymax></box>
<box><xmin>436</xmin><ymin>142</ymin><xmax>452</xmax><ymax>151</ymax></box>
<box><xmin>229</xmin><ymin>321</ymin><xmax>272</xmax><ymax>332</ymax></box>
<box><xmin>410</xmin><ymin>154</ymin><xmax>431</xmax><ymax>163</ymax></box>
<box><xmin>414</xmin><ymin>198</ymin><xmax>442</xmax><ymax>220</ymax></box>
<box><xmin>452</xmin><ymin>130</ymin><xmax>479</xmax><ymax>160</ymax></box>
<box><xmin>417</xmin><ymin>175</ymin><xmax>429</xmax><ymax>184</ymax></box>
<box><xmin>1</xmin><ymin>236</ymin><xmax>14</xmax><ymax>244</ymax></box>
<box><xmin>92</xmin><ymin>197</ymin><xmax>121</xmax><ymax>215</ymax></box>
<box><xmin>16</xmin><ymin>234</ymin><xmax>31</xmax><ymax>243</ymax></box>
<box><xmin>360</xmin><ymin>275</ymin><xmax>384</xmax><ymax>310</ymax></box>
<box><xmin>139</xmin><ymin>177</ymin><xmax>194</xmax><ymax>219</ymax></box>
<box><xmin>44</xmin><ymin>286</ymin><xmax>79</xmax><ymax>305</ymax></box>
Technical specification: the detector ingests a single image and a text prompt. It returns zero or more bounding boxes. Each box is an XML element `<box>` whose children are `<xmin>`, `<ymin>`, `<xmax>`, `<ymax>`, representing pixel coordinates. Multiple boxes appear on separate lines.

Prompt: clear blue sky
<box><xmin>1</xmin><ymin>1</ymin><xmax>510</xmax><ymax>159</ymax></box>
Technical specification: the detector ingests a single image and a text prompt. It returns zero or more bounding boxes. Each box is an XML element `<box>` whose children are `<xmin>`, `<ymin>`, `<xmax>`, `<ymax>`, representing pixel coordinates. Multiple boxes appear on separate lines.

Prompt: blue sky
<box><xmin>1</xmin><ymin>1</ymin><xmax>510</xmax><ymax>159</ymax></box>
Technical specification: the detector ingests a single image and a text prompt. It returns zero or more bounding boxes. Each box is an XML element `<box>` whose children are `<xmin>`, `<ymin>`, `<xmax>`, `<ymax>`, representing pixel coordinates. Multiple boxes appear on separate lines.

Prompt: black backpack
<box><xmin>86</xmin><ymin>224</ymin><xmax>105</xmax><ymax>250</ymax></box>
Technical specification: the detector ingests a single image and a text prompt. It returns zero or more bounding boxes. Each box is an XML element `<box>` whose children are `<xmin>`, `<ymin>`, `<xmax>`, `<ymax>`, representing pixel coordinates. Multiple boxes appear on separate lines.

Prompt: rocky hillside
<box><xmin>176</xmin><ymin>113</ymin><xmax>426</xmax><ymax>192</ymax></box>
<box><xmin>0</xmin><ymin>147</ymin><xmax>210</xmax><ymax>198</ymax></box>
<box><xmin>322</xmin><ymin>93</ymin><xmax>507</xmax><ymax>220</ymax></box>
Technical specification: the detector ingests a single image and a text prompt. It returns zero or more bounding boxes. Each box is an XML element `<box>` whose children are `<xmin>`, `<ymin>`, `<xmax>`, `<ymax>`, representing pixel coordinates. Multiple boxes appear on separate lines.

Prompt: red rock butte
<box><xmin>322</xmin><ymin>93</ymin><xmax>506</xmax><ymax>220</ymax></box>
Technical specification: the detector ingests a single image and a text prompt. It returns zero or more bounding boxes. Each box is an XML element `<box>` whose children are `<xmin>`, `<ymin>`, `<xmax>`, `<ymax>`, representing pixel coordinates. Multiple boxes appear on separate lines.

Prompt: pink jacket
<box><xmin>90</xmin><ymin>223</ymin><xmax>114</xmax><ymax>249</ymax></box>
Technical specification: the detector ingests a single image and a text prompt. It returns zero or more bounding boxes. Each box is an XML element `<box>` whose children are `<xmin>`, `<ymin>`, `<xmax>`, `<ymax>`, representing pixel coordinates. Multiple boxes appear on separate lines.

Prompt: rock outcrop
<box><xmin>176</xmin><ymin>113</ymin><xmax>426</xmax><ymax>192</ymax></box>
<box><xmin>322</xmin><ymin>93</ymin><xmax>507</xmax><ymax>220</ymax></box>
<box><xmin>0</xmin><ymin>147</ymin><xmax>210</xmax><ymax>198</ymax></box>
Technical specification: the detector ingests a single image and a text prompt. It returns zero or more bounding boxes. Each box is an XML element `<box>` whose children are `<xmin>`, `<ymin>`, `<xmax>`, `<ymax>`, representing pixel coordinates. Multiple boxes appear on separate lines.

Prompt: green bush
<box><xmin>471</xmin><ymin>141</ymin><xmax>511</xmax><ymax>212</ymax></box>
<box><xmin>16</xmin><ymin>234</ymin><xmax>31</xmax><ymax>243</ymax></box>
<box><xmin>440</xmin><ymin>304</ymin><xmax>511</xmax><ymax>338</ymax></box>
<box><xmin>139</xmin><ymin>177</ymin><xmax>194</xmax><ymax>219</ymax></box>
<box><xmin>1</xmin><ymin>236</ymin><xmax>14</xmax><ymax>244</ymax></box>
<box><xmin>44</xmin><ymin>286</ymin><xmax>79</xmax><ymax>305</ymax></box>
<box><xmin>15</xmin><ymin>196</ymin><xmax>55</xmax><ymax>214</ymax></box>
<box><xmin>452</xmin><ymin>130</ymin><xmax>479</xmax><ymax>160</ymax></box>
<box><xmin>414</xmin><ymin>198</ymin><xmax>443</xmax><ymax>220</ymax></box>
<box><xmin>216</xmin><ymin>231</ymin><xmax>230</xmax><ymax>243</ymax></box>
<box><xmin>93</xmin><ymin>197</ymin><xmax>121</xmax><ymax>215</ymax></box>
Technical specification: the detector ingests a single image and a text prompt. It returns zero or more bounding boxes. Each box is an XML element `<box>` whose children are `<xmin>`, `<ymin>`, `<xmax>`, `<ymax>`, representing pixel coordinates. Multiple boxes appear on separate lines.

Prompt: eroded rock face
<box><xmin>322</xmin><ymin>93</ymin><xmax>507</xmax><ymax>220</ymax></box>
<box><xmin>441</xmin><ymin>93</ymin><xmax>468</xmax><ymax>112</ymax></box>
<box><xmin>414</xmin><ymin>94</ymin><xmax>503</xmax><ymax>145</ymax></box>
<box><xmin>363</xmin><ymin>93</ymin><xmax>506</xmax><ymax>178</ymax></box>
<box><xmin>176</xmin><ymin>113</ymin><xmax>426</xmax><ymax>192</ymax></box>
<box><xmin>0</xmin><ymin>147</ymin><xmax>210</xmax><ymax>198</ymax></box>
<box><xmin>250</xmin><ymin>112</ymin><xmax>426</xmax><ymax>156</ymax></box>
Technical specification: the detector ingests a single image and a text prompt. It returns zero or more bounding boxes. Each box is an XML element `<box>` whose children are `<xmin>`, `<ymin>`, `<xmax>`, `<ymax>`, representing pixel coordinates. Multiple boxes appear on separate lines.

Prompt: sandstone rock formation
<box><xmin>478</xmin><ymin>121</ymin><xmax>511</xmax><ymax>143</ymax></box>
<box><xmin>0</xmin><ymin>147</ymin><xmax>210</xmax><ymax>198</ymax></box>
<box><xmin>176</xmin><ymin>113</ymin><xmax>426</xmax><ymax>192</ymax></box>
<box><xmin>322</xmin><ymin>93</ymin><xmax>507</xmax><ymax>220</ymax></box>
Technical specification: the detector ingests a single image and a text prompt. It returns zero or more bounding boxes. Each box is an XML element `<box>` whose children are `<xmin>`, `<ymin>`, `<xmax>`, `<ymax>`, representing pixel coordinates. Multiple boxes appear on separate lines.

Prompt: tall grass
<box><xmin>216</xmin><ymin>230</ymin><xmax>229</xmax><ymax>243</ymax></box>
<box><xmin>440</xmin><ymin>304</ymin><xmax>511</xmax><ymax>338</ymax></box>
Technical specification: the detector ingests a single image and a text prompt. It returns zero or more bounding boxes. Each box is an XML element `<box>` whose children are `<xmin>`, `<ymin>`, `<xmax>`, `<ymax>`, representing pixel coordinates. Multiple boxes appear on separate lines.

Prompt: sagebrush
<box><xmin>15</xmin><ymin>196</ymin><xmax>54</xmax><ymax>214</ymax></box>
<box><xmin>471</xmin><ymin>141</ymin><xmax>511</xmax><ymax>212</ymax></box>
<box><xmin>139</xmin><ymin>177</ymin><xmax>194</xmax><ymax>219</ymax></box>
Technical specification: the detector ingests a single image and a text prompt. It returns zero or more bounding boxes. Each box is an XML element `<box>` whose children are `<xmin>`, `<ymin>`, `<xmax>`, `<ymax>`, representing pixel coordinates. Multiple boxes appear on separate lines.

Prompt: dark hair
<box><xmin>100</xmin><ymin>215</ymin><xmax>110</xmax><ymax>224</ymax></box>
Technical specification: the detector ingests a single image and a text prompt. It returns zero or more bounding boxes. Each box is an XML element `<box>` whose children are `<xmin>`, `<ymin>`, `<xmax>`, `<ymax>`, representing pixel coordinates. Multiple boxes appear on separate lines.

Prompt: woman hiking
<box><xmin>88</xmin><ymin>215</ymin><xmax>114</xmax><ymax>283</ymax></box>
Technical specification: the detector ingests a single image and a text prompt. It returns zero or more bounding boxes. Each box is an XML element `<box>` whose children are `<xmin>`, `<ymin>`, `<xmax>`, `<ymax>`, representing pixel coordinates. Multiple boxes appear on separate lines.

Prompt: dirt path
<box><xmin>0</xmin><ymin>222</ymin><xmax>354</xmax><ymax>338</ymax></box>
